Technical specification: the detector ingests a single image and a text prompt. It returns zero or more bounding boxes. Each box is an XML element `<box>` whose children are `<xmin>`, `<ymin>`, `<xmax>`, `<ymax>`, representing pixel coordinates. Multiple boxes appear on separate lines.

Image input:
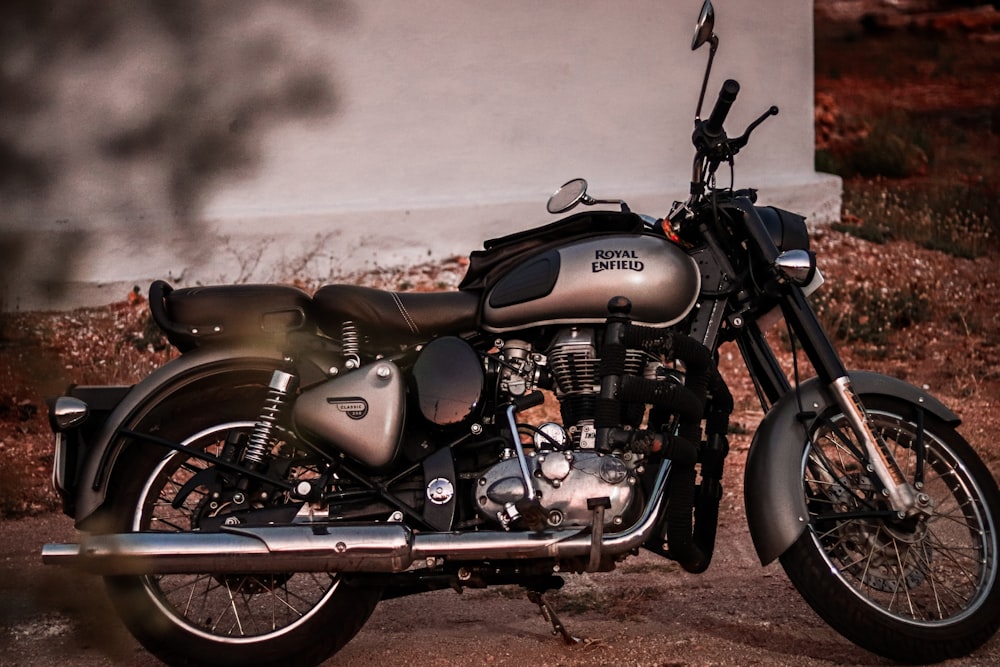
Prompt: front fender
<box><xmin>744</xmin><ymin>371</ymin><xmax>959</xmax><ymax>565</ymax></box>
<box><xmin>73</xmin><ymin>344</ymin><xmax>288</xmax><ymax>529</ymax></box>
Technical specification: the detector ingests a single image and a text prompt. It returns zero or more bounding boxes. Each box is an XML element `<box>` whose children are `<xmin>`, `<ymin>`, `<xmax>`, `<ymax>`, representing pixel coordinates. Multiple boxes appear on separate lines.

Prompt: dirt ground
<box><xmin>2</xmin><ymin>1</ymin><xmax>1000</xmax><ymax>666</ymax></box>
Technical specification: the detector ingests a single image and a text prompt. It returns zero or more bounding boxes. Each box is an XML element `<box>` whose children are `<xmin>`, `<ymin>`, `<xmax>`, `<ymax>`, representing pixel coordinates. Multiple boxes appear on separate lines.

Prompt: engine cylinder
<box><xmin>547</xmin><ymin>327</ymin><xmax>649</xmax><ymax>445</ymax></box>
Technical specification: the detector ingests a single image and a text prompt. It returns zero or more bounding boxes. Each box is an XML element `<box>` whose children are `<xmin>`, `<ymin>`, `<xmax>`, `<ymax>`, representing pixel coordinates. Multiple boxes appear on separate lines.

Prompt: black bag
<box><xmin>458</xmin><ymin>210</ymin><xmax>646</xmax><ymax>291</ymax></box>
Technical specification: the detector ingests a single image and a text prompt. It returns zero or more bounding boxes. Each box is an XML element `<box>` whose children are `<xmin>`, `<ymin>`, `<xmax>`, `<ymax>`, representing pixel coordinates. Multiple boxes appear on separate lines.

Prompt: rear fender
<box><xmin>744</xmin><ymin>371</ymin><xmax>959</xmax><ymax>565</ymax></box>
<box><xmin>71</xmin><ymin>344</ymin><xmax>288</xmax><ymax>529</ymax></box>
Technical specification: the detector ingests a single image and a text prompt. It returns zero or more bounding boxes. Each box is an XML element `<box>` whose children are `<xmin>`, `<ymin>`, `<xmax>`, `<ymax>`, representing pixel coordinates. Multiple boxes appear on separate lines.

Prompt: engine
<box><xmin>473</xmin><ymin>327</ymin><xmax>675</xmax><ymax>530</ymax></box>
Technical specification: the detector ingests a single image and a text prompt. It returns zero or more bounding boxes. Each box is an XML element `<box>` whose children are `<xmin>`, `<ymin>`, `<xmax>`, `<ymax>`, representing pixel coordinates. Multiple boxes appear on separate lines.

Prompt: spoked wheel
<box><xmin>780</xmin><ymin>395</ymin><xmax>1000</xmax><ymax>663</ymax></box>
<box><xmin>102</xmin><ymin>378</ymin><xmax>381</xmax><ymax>667</ymax></box>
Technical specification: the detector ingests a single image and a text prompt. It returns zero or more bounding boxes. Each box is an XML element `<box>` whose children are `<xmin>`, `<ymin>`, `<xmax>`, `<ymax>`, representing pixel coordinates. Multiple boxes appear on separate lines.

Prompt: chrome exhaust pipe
<box><xmin>43</xmin><ymin>464</ymin><xmax>671</xmax><ymax>576</ymax></box>
<box><xmin>42</xmin><ymin>524</ymin><xmax>416</xmax><ymax>575</ymax></box>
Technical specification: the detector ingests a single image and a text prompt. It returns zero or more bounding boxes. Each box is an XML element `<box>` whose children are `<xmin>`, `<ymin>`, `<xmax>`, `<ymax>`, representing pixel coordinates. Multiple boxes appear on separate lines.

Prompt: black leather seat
<box><xmin>150</xmin><ymin>280</ymin><xmax>313</xmax><ymax>350</ymax></box>
<box><xmin>313</xmin><ymin>284</ymin><xmax>480</xmax><ymax>341</ymax></box>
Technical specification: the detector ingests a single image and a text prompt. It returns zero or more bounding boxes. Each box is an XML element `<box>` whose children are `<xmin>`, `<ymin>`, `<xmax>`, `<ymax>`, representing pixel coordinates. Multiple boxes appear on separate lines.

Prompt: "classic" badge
<box><xmin>326</xmin><ymin>397</ymin><xmax>369</xmax><ymax>420</ymax></box>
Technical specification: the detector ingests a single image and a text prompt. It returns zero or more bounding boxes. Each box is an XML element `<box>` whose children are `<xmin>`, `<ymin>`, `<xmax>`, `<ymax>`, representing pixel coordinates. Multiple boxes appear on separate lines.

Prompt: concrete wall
<box><xmin>0</xmin><ymin>0</ymin><xmax>839</xmax><ymax>311</ymax></box>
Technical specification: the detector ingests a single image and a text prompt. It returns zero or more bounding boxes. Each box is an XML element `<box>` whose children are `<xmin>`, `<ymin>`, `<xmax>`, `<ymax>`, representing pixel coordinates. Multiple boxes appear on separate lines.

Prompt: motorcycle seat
<box><xmin>150</xmin><ymin>280</ymin><xmax>313</xmax><ymax>351</ymax></box>
<box><xmin>313</xmin><ymin>284</ymin><xmax>480</xmax><ymax>342</ymax></box>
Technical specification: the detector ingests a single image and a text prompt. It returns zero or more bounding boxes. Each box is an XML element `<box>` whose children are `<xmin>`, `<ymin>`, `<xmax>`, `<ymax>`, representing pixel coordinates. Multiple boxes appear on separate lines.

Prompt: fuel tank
<box><xmin>480</xmin><ymin>234</ymin><xmax>700</xmax><ymax>332</ymax></box>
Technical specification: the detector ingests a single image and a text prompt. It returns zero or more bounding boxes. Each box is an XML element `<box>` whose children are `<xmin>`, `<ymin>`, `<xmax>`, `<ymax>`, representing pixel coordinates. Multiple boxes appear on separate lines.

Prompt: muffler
<box><xmin>42</xmin><ymin>524</ymin><xmax>416</xmax><ymax>575</ymax></box>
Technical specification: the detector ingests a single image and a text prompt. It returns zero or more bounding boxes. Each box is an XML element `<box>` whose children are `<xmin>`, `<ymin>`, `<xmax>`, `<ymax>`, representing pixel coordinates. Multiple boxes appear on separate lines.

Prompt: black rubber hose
<box><xmin>620</xmin><ymin>376</ymin><xmax>702</xmax><ymax>420</ymax></box>
<box><xmin>705</xmin><ymin>365</ymin><xmax>734</xmax><ymax>437</ymax></box>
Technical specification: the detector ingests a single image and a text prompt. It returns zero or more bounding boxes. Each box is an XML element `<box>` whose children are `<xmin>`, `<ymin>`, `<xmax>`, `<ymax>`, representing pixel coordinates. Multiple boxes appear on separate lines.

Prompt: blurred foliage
<box><xmin>835</xmin><ymin>181</ymin><xmax>995</xmax><ymax>258</ymax></box>
<box><xmin>0</xmin><ymin>0</ymin><xmax>346</xmax><ymax>302</ymax></box>
<box><xmin>811</xmin><ymin>278</ymin><xmax>932</xmax><ymax>349</ymax></box>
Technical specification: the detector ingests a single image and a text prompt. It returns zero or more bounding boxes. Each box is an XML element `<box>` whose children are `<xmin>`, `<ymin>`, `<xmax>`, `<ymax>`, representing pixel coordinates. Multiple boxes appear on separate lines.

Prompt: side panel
<box><xmin>744</xmin><ymin>371</ymin><xmax>960</xmax><ymax>565</ymax></box>
<box><xmin>293</xmin><ymin>360</ymin><xmax>406</xmax><ymax>468</ymax></box>
<box><xmin>72</xmin><ymin>344</ymin><xmax>288</xmax><ymax>527</ymax></box>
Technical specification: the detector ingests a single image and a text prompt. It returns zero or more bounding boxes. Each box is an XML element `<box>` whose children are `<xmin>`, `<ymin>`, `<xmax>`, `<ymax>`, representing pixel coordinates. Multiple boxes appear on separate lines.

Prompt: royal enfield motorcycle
<box><xmin>42</xmin><ymin>2</ymin><xmax>1000</xmax><ymax>665</ymax></box>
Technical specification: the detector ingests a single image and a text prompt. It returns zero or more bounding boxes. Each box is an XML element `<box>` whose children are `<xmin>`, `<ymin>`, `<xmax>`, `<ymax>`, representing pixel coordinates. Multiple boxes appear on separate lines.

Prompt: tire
<box><xmin>101</xmin><ymin>371</ymin><xmax>382</xmax><ymax>667</ymax></box>
<box><xmin>780</xmin><ymin>395</ymin><xmax>1000</xmax><ymax>663</ymax></box>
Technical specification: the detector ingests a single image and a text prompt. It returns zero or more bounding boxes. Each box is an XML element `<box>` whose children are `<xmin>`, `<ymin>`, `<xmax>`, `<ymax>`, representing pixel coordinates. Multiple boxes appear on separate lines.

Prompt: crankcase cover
<box><xmin>481</xmin><ymin>234</ymin><xmax>700</xmax><ymax>332</ymax></box>
<box><xmin>475</xmin><ymin>450</ymin><xmax>636</xmax><ymax>528</ymax></box>
<box><xmin>292</xmin><ymin>361</ymin><xmax>404</xmax><ymax>468</ymax></box>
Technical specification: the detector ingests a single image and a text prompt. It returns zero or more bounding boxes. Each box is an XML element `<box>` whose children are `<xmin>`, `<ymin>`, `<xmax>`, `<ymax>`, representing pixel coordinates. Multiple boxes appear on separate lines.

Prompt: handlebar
<box><xmin>682</xmin><ymin>77</ymin><xmax>776</xmax><ymax>208</ymax></box>
<box><xmin>703</xmin><ymin>79</ymin><xmax>740</xmax><ymax>137</ymax></box>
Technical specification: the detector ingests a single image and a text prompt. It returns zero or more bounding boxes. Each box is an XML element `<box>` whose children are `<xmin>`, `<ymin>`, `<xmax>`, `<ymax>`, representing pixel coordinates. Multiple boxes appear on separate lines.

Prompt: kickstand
<box><xmin>527</xmin><ymin>590</ymin><xmax>580</xmax><ymax>645</ymax></box>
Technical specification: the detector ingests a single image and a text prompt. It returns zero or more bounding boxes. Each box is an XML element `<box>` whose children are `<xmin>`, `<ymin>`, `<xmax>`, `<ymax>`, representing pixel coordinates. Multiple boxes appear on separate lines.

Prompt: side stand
<box><xmin>527</xmin><ymin>590</ymin><xmax>580</xmax><ymax>645</ymax></box>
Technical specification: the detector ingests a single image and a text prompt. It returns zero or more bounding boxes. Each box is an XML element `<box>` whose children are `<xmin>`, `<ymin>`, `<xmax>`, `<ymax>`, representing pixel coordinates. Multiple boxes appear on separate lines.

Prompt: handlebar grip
<box><xmin>704</xmin><ymin>79</ymin><xmax>740</xmax><ymax>137</ymax></box>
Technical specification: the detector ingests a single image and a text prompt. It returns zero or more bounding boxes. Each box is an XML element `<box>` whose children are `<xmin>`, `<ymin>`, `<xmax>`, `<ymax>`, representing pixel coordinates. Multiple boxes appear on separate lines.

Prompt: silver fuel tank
<box><xmin>480</xmin><ymin>234</ymin><xmax>700</xmax><ymax>332</ymax></box>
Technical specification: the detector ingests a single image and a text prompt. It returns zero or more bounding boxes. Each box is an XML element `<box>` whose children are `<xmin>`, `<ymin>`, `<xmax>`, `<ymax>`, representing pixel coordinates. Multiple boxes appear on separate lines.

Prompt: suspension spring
<box><xmin>342</xmin><ymin>321</ymin><xmax>361</xmax><ymax>369</ymax></box>
<box><xmin>245</xmin><ymin>370</ymin><xmax>298</xmax><ymax>469</ymax></box>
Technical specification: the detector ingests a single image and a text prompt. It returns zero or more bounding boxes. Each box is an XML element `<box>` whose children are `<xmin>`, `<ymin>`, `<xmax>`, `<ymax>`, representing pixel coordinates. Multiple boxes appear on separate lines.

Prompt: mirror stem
<box><xmin>694</xmin><ymin>36</ymin><xmax>718</xmax><ymax>121</ymax></box>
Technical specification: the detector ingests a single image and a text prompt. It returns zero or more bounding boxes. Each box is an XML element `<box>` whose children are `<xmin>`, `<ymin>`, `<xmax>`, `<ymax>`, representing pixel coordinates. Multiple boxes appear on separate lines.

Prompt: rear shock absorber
<box><xmin>342</xmin><ymin>321</ymin><xmax>361</xmax><ymax>370</ymax></box>
<box><xmin>245</xmin><ymin>370</ymin><xmax>298</xmax><ymax>470</ymax></box>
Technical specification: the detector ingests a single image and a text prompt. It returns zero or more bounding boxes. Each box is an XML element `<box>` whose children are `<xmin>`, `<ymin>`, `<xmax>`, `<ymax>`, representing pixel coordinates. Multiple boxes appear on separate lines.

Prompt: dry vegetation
<box><xmin>1</xmin><ymin>0</ymin><xmax>998</xmax><ymax>517</ymax></box>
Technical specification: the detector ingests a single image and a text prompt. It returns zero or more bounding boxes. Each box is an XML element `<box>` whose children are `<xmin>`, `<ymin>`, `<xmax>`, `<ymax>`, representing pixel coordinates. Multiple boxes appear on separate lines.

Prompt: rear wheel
<box><xmin>102</xmin><ymin>375</ymin><xmax>381</xmax><ymax>667</ymax></box>
<box><xmin>780</xmin><ymin>396</ymin><xmax>1000</xmax><ymax>663</ymax></box>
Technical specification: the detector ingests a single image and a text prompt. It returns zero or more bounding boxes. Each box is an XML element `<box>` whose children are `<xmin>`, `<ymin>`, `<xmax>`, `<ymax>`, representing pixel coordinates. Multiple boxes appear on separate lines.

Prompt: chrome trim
<box><xmin>51</xmin><ymin>396</ymin><xmax>89</xmax><ymax>430</ymax></box>
<box><xmin>829</xmin><ymin>376</ymin><xmax>918</xmax><ymax>514</ymax></box>
<box><xmin>505</xmin><ymin>404</ymin><xmax>537</xmax><ymax>501</ymax></box>
<box><xmin>773</xmin><ymin>249</ymin><xmax>816</xmax><ymax>286</ymax></box>
<box><xmin>51</xmin><ymin>433</ymin><xmax>68</xmax><ymax>496</ymax></box>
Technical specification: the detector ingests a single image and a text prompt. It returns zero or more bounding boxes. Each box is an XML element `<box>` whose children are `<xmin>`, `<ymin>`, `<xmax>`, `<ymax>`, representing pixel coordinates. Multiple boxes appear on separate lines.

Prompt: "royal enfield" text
<box><xmin>592</xmin><ymin>249</ymin><xmax>644</xmax><ymax>272</ymax></box>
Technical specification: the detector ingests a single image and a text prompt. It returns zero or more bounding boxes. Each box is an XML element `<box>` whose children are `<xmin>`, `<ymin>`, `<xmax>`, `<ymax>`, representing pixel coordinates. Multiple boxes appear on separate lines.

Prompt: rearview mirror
<box><xmin>547</xmin><ymin>178</ymin><xmax>589</xmax><ymax>214</ymax></box>
<box><xmin>692</xmin><ymin>0</ymin><xmax>715</xmax><ymax>50</ymax></box>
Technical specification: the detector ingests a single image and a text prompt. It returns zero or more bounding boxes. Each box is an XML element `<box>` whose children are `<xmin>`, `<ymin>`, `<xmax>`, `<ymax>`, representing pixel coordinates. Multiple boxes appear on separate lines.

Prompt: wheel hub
<box><xmin>824</xmin><ymin>473</ymin><xmax>930</xmax><ymax>593</ymax></box>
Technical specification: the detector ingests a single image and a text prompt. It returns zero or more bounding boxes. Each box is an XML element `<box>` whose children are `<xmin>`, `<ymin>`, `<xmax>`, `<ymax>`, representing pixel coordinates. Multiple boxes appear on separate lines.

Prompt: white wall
<box><xmin>1</xmin><ymin>0</ymin><xmax>839</xmax><ymax>311</ymax></box>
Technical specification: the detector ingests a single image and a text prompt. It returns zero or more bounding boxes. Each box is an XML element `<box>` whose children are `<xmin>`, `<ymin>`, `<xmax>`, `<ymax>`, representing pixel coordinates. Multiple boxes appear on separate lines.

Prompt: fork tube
<box><xmin>735</xmin><ymin>320</ymin><xmax>791</xmax><ymax>411</ymax></box>
<box><xmin>778</xmin><ymin>286</ymin><xmax>846</xmax><ymax>386</ymax></box>
<box><xmin>779</xmin><ymin>285</ymin><xmax>915</xmax><ymax>513</ymax></box>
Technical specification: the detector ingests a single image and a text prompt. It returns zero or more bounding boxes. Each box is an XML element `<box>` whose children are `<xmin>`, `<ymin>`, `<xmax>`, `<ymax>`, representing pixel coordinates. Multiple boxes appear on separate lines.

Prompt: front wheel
<box><xmin>102</xmin><ymin>376</ymin><xmax>382</xmax><ymax>667</ymax></box>
<box><xmin>780</xmin><ymin>396</ymin><xmax>1000</xmax><ymax>663</ymax></box>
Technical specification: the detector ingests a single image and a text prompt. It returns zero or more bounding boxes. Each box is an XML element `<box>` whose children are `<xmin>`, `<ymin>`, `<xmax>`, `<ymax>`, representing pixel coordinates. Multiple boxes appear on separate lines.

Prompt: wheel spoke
<box><xmin>220</xmin><ymin>578</ymin><xmax>245</xmax><ymax>636</ymax></box>
<box><xmin>129</xmin><ymin>423</ymin><xmax>341</xmax><ymax>641</ymax></box>
<box><xmin>891</xmin><ymin>538</ymin><xmax>917</xmax><ymax>618</ymax></box>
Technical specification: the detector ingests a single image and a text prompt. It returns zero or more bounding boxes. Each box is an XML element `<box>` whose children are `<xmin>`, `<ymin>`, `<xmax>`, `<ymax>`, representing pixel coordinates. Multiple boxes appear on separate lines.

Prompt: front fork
<box><xmin>826</xmin><ymin>376</ymin><xmax>922</xmax><ymax>516</ymax></box>
<box><xmin>777</xmin><ymin>285</ymin><xmax>924</xmax><ymax>518</ymax></box>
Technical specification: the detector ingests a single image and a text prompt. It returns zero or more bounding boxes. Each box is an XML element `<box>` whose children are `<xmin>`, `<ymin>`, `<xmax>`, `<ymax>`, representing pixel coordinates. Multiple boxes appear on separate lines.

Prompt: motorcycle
<box><xmin>42</xmin><ymin>2</ymin><xmax>1000</xmax><ymax>665</ymax></box>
